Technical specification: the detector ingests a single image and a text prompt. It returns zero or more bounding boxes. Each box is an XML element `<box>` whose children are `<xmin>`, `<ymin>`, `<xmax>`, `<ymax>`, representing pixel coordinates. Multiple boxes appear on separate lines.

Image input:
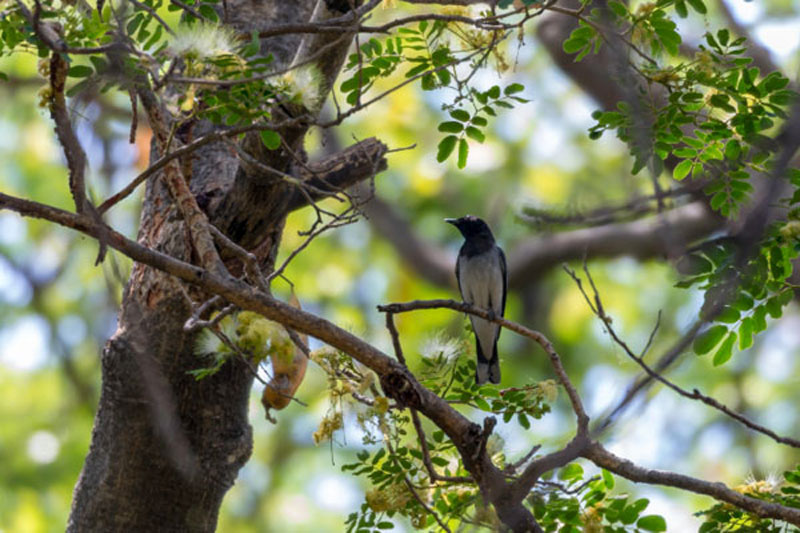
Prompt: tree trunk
<box><xmin>67</xmin><ymin>2</ymin><xmax>332</xmax><ymax>530</ymax></box>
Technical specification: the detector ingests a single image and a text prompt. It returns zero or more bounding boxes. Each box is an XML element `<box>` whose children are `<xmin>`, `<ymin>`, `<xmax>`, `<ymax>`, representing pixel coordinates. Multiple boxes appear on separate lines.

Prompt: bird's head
<box><xmin>445</xmin><ymin>215</ymin><xmax>494</xmax><ymax>240</ymax></box>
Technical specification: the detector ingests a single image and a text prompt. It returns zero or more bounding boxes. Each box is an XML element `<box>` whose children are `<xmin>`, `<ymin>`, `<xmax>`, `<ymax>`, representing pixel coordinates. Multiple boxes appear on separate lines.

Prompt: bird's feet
<box><xmin>487</xmin><ymin>309</ymin><xmax>497</xmax><ymax>321</ymax></box>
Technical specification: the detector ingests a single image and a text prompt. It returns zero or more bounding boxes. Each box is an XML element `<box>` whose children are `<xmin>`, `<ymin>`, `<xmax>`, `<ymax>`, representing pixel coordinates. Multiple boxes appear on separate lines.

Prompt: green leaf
<box><xmin>474</xmin><ymin>397</ymin><xmax>491</xmax><ymax>411</ymax></box>
<box><xmin>421</xmin><ymin>73</ymin><xmax>437</xmax><ymax>90</ymax></box>
<box><xmin>438</xmin><ymin>121</ymin><xmax>463</xmax><ymax>133</ymax></box>
<box><xmin>724</xmin><ymin>140</ymin><xmax>741</xmax><ymax>160</ymax></box>
<box><xmin>259</xmin><ymin>130</ymin><xmax>281</xmax><ymax>150</ymax></box>
<box><xmin>676</xmin><ymin>254</ymin><xmax>712</xmax><ymax>275</ymax></box>
<box><xmin>765</xmin><ymin>296</ymin><xmax>783</xmax><ymax>318</ymax></box>
<box><xmin>674</xmin><ymin>147</ymin><xmax>698</xmax><ymax>158</ymax></box>
<box><xmin>752</xmin><ymin>306</ymin><xmax>768</xmax><ymax>333</ymax></box>
<box><xmin>674</xmin><ymin>0</ymin><xmax>688</xmax><ymax>18</ymax></box>
<box><xmin>602</xmin><ymin>469</ymin><xmax>615</xmax><ymax>489</ymax></box>
<box><xmin>431</xmin><ymin>456</ymin><xmax>449</xmax><ymax>467</ymax></box>
<box><xmin>471</xmin><ymin>116</ymin><xmax>488</xmax><ymax>127</ymax></box>
<box><xmin>732</xmin><ymin>292</ymin><xmax>754</xmax><ymax>311</ymax></box>
<box><xmin>739</xmin><ymin>317</ymin><xmax>753</xmax><ymax>350</ymax></box>
<box><xmin>405</xmin><ymin>63</ymin><xmax>429</xmax><ymax>78</ymax></box>
<box><xmin>620</xmin><ymin>498</ymin><xmax>649</xmax><ymax>524</ymax></box>
<box><xmin>563</xmin><ymin>37</ymin><xmax>588</xmax><ymax>54</ymax></box>
<box><xmin>693</xmin><ymin>325</ymin><xmax>727</xmax><ymax>355</ymax></box>
<box><xmin>686</xmin><ymin>0</ymin><xmax>707</xmax><ymax>14</ymax></box>
<box><xmin>712</xmin><ymin>332</ymin><xmax>737</xmax><ymax>366</ymax></box>
<box><xmin>559</xmin><ymin>463</ymin><xmax>584</xmax><ymax>482</ymax></box>
<box><xmin>673</xmin><ymin>159</ymin><xmax>693</xmax><ymax>180</ymax></box>
<box><xmin>436</xmin><ymin>135</ymin><xmax>457</xmax><ymax>162</ymax></box>
<box><xmin>198</xmin><ymin>4</ymin><xmax>218</xmax><ymax>22</ymax></box>
<box><xmin>769</xmin><ymin>246</ymin><xmax>785</xmax><ymax>280</ymax></box>
<box><xmin>716</xmin><ymin>306</ymin><xmax>740</xmax><ymax>324</ymax></box>
<box><xmin>710</xmin><ymin>93</ymin><xmax>735</xmax><ymax>113</ymax></box>
<box><xmin>637</xmin><ymin>515</ymin><xmax>667</xmax><ymax>532</ymax></box>
<box><xmin>340</xmin><ymin>76</ymin><xmax>360</xmax><ymax>93</ymax></box>
<box><xmin>504</xmin><ymin>83</ymin><xmax>524</xmax><ymax>95</ymax></box>
<box><xmin>66</xmin><ymin>79</ymin><xmax>91</xmax><ymax>97</ymax></box>
<box><xmin>89</xmin><ymin>55</ymin><xmax>108</xmax><ymax>73</ymax></box>
<box><xmin>68</xmin><ymin>65</ymin><xmax>94</xmax><ymax>78</ymax></box>
<box><xmin>457</xmin><ymin>138</ymin><xmax>469</xmax><ymax>169</ymax></box>
<box><xmin>466</xmin><ymin>126</ymin><xmax>485</xmax><ymax>143</ymax></box>
<box><xmin>608</xmin><ymin>1</ymin><xmax>627</xmax><ymax>17</ymax></box>
<box><xmin>371</xmin><ymin>448</ymin><xmax>386</xmax><ymax>464</ymax></box>
<box><xmin>450</xmin><ymin>109</ymin><xmax>470</xmax><ymax>122</ymax></box>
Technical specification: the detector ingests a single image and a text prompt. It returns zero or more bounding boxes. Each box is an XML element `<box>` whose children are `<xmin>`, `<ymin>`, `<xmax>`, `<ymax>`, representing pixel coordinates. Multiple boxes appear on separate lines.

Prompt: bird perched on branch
<box><xmin>446</xmin><ymin>215</ymin><xmax>507</xmax><ymax>385</ymax></box>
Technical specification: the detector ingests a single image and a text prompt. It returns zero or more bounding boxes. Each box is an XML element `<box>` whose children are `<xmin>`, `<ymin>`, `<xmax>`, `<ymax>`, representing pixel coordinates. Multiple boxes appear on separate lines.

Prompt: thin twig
<box><xmin>385</xmin><ymin>312</ymin><xmax>406</xmax><ymax>366</ymax></box>
<box><xmin>169</xmin><ymin>0</ymin><xmax>208</xmax><ymax>21</ymax></box>
<box><xmin>564</xmin><ymin>264</ymin><xmax>800</xmax><ymax>449</ymax></box>
<box><xmin>378</xmin><ymin>299</ymin><xmax>590</xmax><ymax>433</ymax></box>
<box><xmin>128</xmin><ymin>0</ymin><xmax>176</xmax><ymax>36</ymax></box>
<box><xmin>402</xmin><ymin>475</ymin><xmax>452</xmax><ymax>533</ymax></box>
<box><xmin>208</xmin><ymin>224</ymin><xmax>267</xmax><ymax>291</ymax></box>
<box><xmin>410</xmin><ymin>409</ymin><xmax>473</xmax><ymax>484</ymax></box>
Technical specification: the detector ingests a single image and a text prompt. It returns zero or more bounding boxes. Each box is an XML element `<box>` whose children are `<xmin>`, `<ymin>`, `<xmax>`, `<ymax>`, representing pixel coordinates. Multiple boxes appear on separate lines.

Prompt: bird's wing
<box><xmin>499</xmin><ymin>246</ymin><xmax>507</xmax><ymax>316</ymax></box>
<box><xmin>455</xmin><ymin>248</ymin><xmax>464</xmax><ymax>299</ymax></box>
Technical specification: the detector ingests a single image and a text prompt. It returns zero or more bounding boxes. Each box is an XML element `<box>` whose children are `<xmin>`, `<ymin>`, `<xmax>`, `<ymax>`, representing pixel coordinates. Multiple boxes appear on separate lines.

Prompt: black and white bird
<box><xmin>446</xmin><ymin>215</ymin><xmax>507</xmax><ymax>385</ymax></box>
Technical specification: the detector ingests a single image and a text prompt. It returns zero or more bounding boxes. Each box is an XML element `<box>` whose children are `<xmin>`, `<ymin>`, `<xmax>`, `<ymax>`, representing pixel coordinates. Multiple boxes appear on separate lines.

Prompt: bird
<box><xmin>446</xmin><ymin>215</ymin><xmax>507</xmax><ymax>385</ymax></box>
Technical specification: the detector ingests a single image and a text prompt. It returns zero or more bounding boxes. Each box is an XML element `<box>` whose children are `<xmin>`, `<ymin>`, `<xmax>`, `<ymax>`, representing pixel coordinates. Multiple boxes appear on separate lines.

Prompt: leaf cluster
<box><xmin>530</xmin><ymin>463</ymin><xmax>668</xmax><ymax>532</ymax></box>
<box><xmin>680</xmin><ymin>215</ymin><xmax>800</xmax><ymax>365</ymax></box>
<box><xmin>697</xmin><ymin>465</ymin><xmax>800</xmax><ymax>532</ymax></box>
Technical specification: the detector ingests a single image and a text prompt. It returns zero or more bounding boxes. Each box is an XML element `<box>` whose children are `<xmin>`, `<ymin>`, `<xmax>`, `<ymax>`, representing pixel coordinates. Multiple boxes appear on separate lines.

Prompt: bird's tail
<box><xmin>475</xmin><ymin>339</ymin><xmax>501</xmax><ymax>385</ymax></box>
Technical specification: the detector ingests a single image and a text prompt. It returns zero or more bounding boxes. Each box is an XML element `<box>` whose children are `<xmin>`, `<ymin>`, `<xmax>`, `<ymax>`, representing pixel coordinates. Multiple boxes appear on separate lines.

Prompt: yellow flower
<box><xmin>312</xmin><ymin>411</ymin><xmax>343</xmax><ymax>445</ymax></box>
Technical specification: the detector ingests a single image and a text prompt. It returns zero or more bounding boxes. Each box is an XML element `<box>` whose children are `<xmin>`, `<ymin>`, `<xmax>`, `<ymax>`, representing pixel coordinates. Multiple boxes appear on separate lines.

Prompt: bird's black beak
<box><xmin>444</xmin><ymin>217</ymin><xmax>459</xmax><ymax>226</ymax></box>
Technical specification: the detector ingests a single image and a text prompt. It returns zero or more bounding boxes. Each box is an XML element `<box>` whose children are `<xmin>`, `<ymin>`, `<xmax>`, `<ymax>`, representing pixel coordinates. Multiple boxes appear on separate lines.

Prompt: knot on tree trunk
<box><xmin>379</xmin><ymin>368</ymin><xmax>421</xmax><ymax>409</ymax></box>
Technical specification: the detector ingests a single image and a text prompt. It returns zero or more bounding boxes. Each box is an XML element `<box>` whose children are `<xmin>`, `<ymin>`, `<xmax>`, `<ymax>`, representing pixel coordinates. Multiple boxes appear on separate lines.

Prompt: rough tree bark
<box><xmin>66</xmin><ymin>2</ymin><xmax>388</xmax><ymax>530</ymax></box>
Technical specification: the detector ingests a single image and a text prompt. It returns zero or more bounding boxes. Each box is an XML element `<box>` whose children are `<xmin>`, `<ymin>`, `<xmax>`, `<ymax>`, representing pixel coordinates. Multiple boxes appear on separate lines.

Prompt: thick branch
<box><xmin>585</xmin><ymin>441</ymin><xmax>800</xmax><ymax>525</ymax></box>
<box><xmin>286</xmin><ymin>137</ymin><xmax>389</xmax><ymax>211</ymax></box>
<box><xmin>508</xmin><ymin>202</ymin><xmax>722</xmax><ymax>284</ymax></box>
<box><xmin>511</xmin><ymin>434</ymin><xmax>589</xmax><ymax>502</ymax></box>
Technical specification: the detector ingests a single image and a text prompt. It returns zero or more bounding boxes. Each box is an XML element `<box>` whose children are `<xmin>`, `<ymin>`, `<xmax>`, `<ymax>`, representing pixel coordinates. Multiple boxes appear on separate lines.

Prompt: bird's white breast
<box><xmin>458</xmin><ymin>251</ymin><xmax>504</xmax><ymax>311</ymax></box>
<box><xmin>458</xmin><ymin>250</ymin><xmax>504</xmax><ymax>357</ymax></box>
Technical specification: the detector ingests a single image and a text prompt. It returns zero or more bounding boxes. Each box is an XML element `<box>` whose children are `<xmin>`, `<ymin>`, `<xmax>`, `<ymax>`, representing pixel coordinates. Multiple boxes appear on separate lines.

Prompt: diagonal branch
<box><xmin>377</xmin><ymin>298</ymin><xmax>589</xmax><ymax>431</ymax></box>
<box><xmin>135</xmin><ymin>85</ymin><xmax>226</xmax><ymax>275</ymax></box>
<box><xmin>286</xmin><ymin>137</ymin><xmax>389</xmax><ymax>211</ymax></box>
<box><xmin>48</xmin><ymin>52</ymin><xmax>90</xmax><ymax>215</ymax></box>
<box><xmin>508</xmin><ymin>203</ymin><xmax>723</xmax><ymax>286</ymax></box>
<box><xmin>585</xmin><ymin>441</ymin><xmax>800</xmax><ymax>524</ymax></box>
<box><xmin>593</xmin><ymin>320</ymin><xmax>702</xmax><ymax>435</ymax></box>
<box><xmin>7</xmin><ymin>191</ymin><xmax>800</xmax><ymax>527</ymax></box>
<box><xmin>566</xmin><ymin>264</ymin><xmax>800</xmax><ymax>449</ymax></box>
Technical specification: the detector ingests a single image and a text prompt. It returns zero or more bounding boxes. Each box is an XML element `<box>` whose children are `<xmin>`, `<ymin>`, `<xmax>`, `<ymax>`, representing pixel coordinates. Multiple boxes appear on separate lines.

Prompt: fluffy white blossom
<box><xmin>420</xmin><ymin>332</ymin><xmax>463</xmax><ymax>362</ymax></box>
<box><xmin>281</xmin><ymin>64</ymin><xmax>325</xmax><ymax>112</ymax></box>
<box><xmin>169</xmin><ymin>23</ymin><xmax>237</xmax><ymax>60</ymax></box>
